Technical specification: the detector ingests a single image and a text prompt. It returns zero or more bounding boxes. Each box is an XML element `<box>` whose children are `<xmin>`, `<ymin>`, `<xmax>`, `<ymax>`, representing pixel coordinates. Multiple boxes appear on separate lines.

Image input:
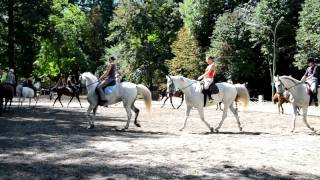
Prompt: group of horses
<box><xmin>1</xmin><ymin>72</ymin><xmax>318</xmax><ymax>134</ymax></box>
<box><xmin>0</xmin><ymin>80</ymin><xmax>83</xmax><ymax>115</ymax></box>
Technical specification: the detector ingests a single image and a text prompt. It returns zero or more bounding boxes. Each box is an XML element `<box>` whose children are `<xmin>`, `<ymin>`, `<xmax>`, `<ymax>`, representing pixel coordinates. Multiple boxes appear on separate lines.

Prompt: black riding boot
<box><xmin>314</xmin><ymin>92</ymin><xmax>318</xmax><ymax>107</ymax></box>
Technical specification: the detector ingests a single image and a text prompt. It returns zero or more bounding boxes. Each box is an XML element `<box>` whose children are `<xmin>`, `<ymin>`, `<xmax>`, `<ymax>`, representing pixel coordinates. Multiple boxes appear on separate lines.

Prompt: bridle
<box><xmin>79</xmin><ymin>75</ymin><xmax>99</xmax><ymax>88</ymax></box>
<box><xmin>167</xmin><ymin>75</ymin><xmax>197</xmax><ymax>91</ymax></box>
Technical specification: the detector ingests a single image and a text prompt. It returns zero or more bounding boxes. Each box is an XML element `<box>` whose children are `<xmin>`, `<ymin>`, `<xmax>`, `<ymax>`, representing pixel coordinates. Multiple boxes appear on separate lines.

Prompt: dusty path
<box><xmin>0</xmin><ymin>97</ymin><xmax>319</xmax><ymax>179</ymax></box>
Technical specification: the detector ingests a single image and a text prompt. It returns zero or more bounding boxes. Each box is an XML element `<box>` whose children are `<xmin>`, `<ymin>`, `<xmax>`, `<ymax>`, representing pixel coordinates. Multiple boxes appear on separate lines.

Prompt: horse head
<box><xmin>274</xmin><ymin>75</ymin><xmax>285</xmax><ymax>94</ymax></box>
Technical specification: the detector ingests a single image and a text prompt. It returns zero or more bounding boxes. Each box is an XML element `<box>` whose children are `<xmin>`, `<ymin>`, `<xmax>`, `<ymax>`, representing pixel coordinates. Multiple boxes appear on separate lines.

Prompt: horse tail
<box><xmin>136</xmin><ymin>84</ymin><xmax>152</xmax><ymax>112</ymax></box>
<box><xmin>235</xmin><ymin>84</ymin><xmax>249</xmax><ymax>111</ymax></box>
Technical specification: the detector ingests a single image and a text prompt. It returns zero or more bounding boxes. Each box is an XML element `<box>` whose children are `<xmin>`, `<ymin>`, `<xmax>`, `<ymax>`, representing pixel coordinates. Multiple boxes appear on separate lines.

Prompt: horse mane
<box><xmin>279</xmin><ymin>75</ymin><xmax>300</xmax><ymax>83</ymax></box>
<box><xmin>177</xmin><ymin>75</ymin><xmax>197</xmax><ymax>82</ymax></box>
<box><xmin>82</xmin><ymin>72</ymin><xmax>98</xmax><ymax>81</ymax></box>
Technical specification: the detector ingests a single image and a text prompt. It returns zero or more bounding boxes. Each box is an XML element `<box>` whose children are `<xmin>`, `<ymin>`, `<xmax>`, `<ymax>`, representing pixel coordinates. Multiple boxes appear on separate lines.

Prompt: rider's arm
<box><xmin>198</xmin><ymin>65</ymin><xmax>215</xmax><ymax>80</ymax></box>
<box><xmin>99</xmin><ymin>64</ymin><xmax>112</xmax><ymax>81</ymax></box>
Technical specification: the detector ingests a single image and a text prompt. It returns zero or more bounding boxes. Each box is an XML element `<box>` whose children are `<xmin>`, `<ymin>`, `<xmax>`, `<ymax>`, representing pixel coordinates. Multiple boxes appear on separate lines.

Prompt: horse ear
<box><xmin>165</xmin><ymin>75</ymin><xmax>169</xmax><ymax>80</ymax></box>
<box><xmin>179</xmin><ymin>76</ymin><xmax>184</xmax><ymax>82</ymax></box>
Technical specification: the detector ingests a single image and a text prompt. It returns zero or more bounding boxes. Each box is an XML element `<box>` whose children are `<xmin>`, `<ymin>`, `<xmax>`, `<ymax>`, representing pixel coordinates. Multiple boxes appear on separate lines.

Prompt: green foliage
<box><xmin>250</xmin><ymin>0</ymin><xmax>289</xmax><ymax>56</ymax></box>
<box><xmin>168</xmin><ymin>26</ymin><xmax>205</xmax><ymax>79</ymax></box>
<box><xmin>179</xmin><ymin>0</ymin><xmax>249</xmax><ymax>47</ymax></box>
<box><xmin>106</xmin><ymin>0</ymin><xmax>182</xmax><ymax>91</ymax></box>
<box><xmin>208</xmin><ymin>8</ymin><xmax>261</xmax><ymax>82</ymax></box>
<box><xmin>34</xmin><ymin>0</ymin><xmax>90</xmax><ymax>77</ymax></box>
<box><xmin>294</xmin><ymin>0</ymin><xmax>320</xmax><ymax>69</ymax></box>
<box><xmin>179</xmin><ymin>0</ymin><xmax>225</xmax><ymax>47</ymax></box>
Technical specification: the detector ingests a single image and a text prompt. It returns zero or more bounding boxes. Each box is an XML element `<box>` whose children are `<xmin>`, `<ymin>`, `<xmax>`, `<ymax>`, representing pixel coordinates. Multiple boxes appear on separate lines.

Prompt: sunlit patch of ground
<box><xmin>0</xmin><ymin>96</ymin><xmax>319</xmax><ymax>179</ymax></box>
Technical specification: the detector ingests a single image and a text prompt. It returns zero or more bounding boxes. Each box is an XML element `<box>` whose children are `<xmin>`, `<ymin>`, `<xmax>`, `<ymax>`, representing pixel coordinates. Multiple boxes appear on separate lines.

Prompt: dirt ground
<box><xmin>0</xmin><ymin>96</ymin><xmax>320</xmax><ymax>179</ymax></box>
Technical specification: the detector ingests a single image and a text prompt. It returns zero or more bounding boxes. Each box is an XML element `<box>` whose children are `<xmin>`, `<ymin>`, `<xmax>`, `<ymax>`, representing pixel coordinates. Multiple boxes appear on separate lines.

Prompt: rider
<box><xmin>5</xmin><ymin>69</ymin><xmax>15</xmax><ymax>88</ymax></box>
<box><xmin>97</xmin><ymin>56</ymin><xmax>117</xmax><ymax>102</ymax></box>
<box><xmin>67</xmin><ymin>74</ymin><xmax>77</xmax><ymax>94</ymax></box>
<box><xmin>22</xmin><ymin>74</ymin><xmax>37</xmax><ymax>96</ymax></box>
<box><xmin>55</xmin><ymin>73</ymin><xmax>67</xmax><ymax>89</ymax></box>
<box><xmin>198</xmin><ymin>56</ymin><xmax>216</xmax><ymax>101</ymax></box>
<box><xmin>302</xmin><ymin>58</ymin><xmax>319</xmax><ymax>106</ymax></box>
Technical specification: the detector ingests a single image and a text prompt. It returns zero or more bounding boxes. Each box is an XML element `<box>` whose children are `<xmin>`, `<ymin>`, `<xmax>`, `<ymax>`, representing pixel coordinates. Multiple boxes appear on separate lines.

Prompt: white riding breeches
<box><xmin>306</xmin><ymin>78</ymin><xmax>318</xmax><ymax>93</ymax></box>
<box><xmin>203</xmin><ymin>78</ymin><xmax>213</xmax><ymax>90</ymax></box>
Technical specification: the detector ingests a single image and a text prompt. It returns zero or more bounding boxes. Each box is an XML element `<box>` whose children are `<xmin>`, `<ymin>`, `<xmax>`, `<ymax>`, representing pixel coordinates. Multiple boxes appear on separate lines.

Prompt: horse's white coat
<box><xmin>80</xmin><ymin>72</ymin><xmax>152</xmax><ymax>129</ymax></box>
<box><xmin>274</xmin><ymin>75</ymin><xmax>319</xmax><ymax>132</ymax></box>
<box><xmin>16</xmin><ymin>82</ymin><xmax>41</xmax><ymax>108</ymax></box>
<box><xmin>166</xmin><ymin>75</ymin><xmax>249</xmax><ymax>132</ymax></box>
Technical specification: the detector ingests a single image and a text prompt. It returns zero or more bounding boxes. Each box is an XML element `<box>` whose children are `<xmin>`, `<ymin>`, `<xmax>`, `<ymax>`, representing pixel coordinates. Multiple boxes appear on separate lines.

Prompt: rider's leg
<box><xmin>203</xmin><ymin>78</ymin><xmax>213</xmax><ymax>100</ymax></box>
<box><xmin>97</xmin><ymin>80</ymin><xmax>108</xmax><ymax>101</ymax></box>
<box><xmin>311</xmin><ymin>81</ymin><xmax>318</xmax><ymax>106</ymax></box>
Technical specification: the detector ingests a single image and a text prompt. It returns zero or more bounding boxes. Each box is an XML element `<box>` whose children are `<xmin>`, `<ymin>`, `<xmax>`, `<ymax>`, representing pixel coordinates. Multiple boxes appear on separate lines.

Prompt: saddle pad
<box><xmin>104</xmin><ymin>85</ymin><xmax>116</xmax><ymax>95</ymax></box>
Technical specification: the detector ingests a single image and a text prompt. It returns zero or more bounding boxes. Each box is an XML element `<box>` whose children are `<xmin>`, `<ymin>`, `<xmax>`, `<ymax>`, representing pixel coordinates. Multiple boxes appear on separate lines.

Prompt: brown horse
<box><xmin>50</xmin><ymin>86</ymin><xmax>83</xmax><ymax>108</ymax></box>
<box><xmin>160</xmin><ymin>87</ymin><xmax>184</xmax><ymax>109</ymax></box>
<box><xmin>272</xmin><ymin>92</ymin><xmax>300</xmax><ymax>114</ymax></box>
<box><xmin>273</xmin><ymin>92</ymin><xmax>290</xmax><ymax>114</ymax></box>
<box><xmin>0</xmin><ymin>84</ymin><xmax>14</xmax><ymax>112</ymax></box>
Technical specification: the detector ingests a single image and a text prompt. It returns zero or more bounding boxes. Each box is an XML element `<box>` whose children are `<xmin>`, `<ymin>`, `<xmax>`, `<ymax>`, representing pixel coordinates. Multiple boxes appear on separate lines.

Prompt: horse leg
<box><xmin>161</xmin><ymin>96</ymin><xmax>169</xmax><ymax>108</ymax></box>
<box><xmin>215</xmin><ymin>105</ymin><xmax>229</xmax><ymax>132</ymax></box>
<box><xmin>28</xmin><ymin>97</ymin><xmax>31</xmax><ymax>108</ymax></box>
<box><xmin>9</xmin><ymin>98</ymin><xmax>12</xmax><ymax>109</ymax></box>
<box><xmin>302</xmin><ymin>107</ymin><xmax>316</xmax><ymax>132</ymax></box>
<box><xmin>177</xmin><ymin>95</ymin><xmax>184</xmax><ymax>109</ymax></box>
<box><xmin>76</xmin><ymin>94</ymin><xmax>83</xmax><ymax>108</ymax></box>
<box><xmin>58</xmin><ymin>96</ymin><xmax>64</xmax><ymax>107</ymax></box>
<box><xmin>34</xmin><ymin>96</ymin><xmax>39</xmax><ymax>108</ymax></box>
<box><xmin>291</xmin><ymin>105</ymin><xmax>298</xmax><ymax>132</ymax></box>
<box><xmin>86</xmin><ymin>104</ymin><xmax>95</xmax><ymax>129</ymax></box>
<box><xmin>229</xmin><ymin>105</ymin><xmax>242</xmax><ymax>132</ymax></box>
<box><xmin>123</xmin><ymin>102</ymin><xmax>133</xmax><ymax>130</ymax></box>
<box><xmin>277</xmin><ymin>102</ymin><xmax>281</xmax><ymax>114</ymax></box>
<box><xmin>198</xmin><ymin>107</ymin><xmax>213</xmax><ymax>133</ymax></box>
<box><xmin>170</xmin><ymin>96</ymin><xmax>176</xmax><ymax>109</ymax></box>
<box><xmin>131</xmin><ymin>103</ymin><xmax>140</xmax><ymax>127</ymax></box>
<box><xmin>280</xmin><ymin>103</ymin><xmax>284</xmax><ymax>114</ymax></box>
<box><xmin>67</xmin><ymin>96</ymin><xmax>74</xmax><ymax>108</ymax></box>
<box><xmin>180</xmin><ymin>105</ymin><xmax>192</xmax><ymax>131</ymax></box>
<box><xmin>4</xmin><ymin>98</ymin><xmax>8</xmax><ymax>111</ymax></box>
<box><xmin>53</xmin><ymin>96</ymin><xmax>59</xmax><ymax>107</ymax></box>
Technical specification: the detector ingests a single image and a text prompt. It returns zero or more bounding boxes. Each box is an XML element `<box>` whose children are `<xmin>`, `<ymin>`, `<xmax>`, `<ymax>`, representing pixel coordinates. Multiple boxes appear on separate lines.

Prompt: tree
<box><xmin>208</xmin><ymin>9</ymin><xmax>261</xmax><ymax>82</ymax></box>
<box><xmin>179</xmin><ymin>0</ymin><xmax>249</xmax><ymax>48</ymax></box>
<box><xmin>106</xmin><ymin>0</ymin><xmax>182</xmax><ymax>97</ymax></box>
<box><xmin>294</xmin><ymin>0</ymin><xmax>320</xmax><ymax>69</ymax></box>
<box><xmin>0</xmin><ymin>0</ymin><xmax>52</xmax><ymax>77</ymax></box>
<box><xmin>250</xmin><ymin>0</ymin><xmax>303</xmax><ymax>75</ymax></box>
<box><xmin>168</xmin><ymin>26</ymin><xmax>205</xmax><ymax>79</ymax></box>
<box><xmin>34</xmin><ymin>0</ymin><xmax>91</xmax><ymax>78</ymax></box>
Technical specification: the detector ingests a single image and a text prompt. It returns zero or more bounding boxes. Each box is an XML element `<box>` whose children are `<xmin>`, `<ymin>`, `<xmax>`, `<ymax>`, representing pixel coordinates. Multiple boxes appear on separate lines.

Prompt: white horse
<box><xmin>16</xmin><ymin>82</ymin><xmax>41</xmax><ymax>108</ymax></box>
<box><xmin>80</xmin><ymin>72</ymin><xmax>152</xmax><ymax>130</ymax></box>
<box><xmin>274</xmin><ymin>75</ymin><xmax>318</xmax><ymax>133</ymax></box>
<box><xmin>166</xmin><ymin>75</ymin><xmax>249</xmax><ymax>132</ymax></box>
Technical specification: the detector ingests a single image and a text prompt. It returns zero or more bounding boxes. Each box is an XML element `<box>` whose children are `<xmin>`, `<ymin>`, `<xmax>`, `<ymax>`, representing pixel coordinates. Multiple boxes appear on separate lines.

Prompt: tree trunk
<box><xmin>8</xmin><ymin>0</ymin><xmax>15</xmax><ymax>70</ymax></box>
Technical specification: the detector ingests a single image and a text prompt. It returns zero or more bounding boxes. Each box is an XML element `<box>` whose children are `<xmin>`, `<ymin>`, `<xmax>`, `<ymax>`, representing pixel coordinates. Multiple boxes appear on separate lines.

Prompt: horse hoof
<box><xmin>215</xmin><ymin>128</ymin><xmax>219</xmax><ymax>133</ymax></box>
<box><xmin>87</xmin><ymin>124</ymin><xmax>94</xmax><ymax>129</ymax></box>
<box><xmin>135</xmin><ymin>123</ymin><xmax>141</xmax><ymax>127</ymax></box>
<box><xmin>210</xmin><ymin>127</ymin><xmax>214</xmax><ymax>133</ymax></box>
<box><xmin>239</xmin><ymin>127</ymin><xmax>243</xmax><ymax>132</ymax></box>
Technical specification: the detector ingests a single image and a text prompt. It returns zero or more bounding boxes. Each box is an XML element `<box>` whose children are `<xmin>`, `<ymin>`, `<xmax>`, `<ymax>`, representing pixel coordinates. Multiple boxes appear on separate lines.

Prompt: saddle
<box><xmin>96</xmin><ymin>80</ymin><xmax>116</xmax><ymax>105</ymax></box>
<box><xmin>202</xmin><ymin>82</ymin><xmax>219</xmax><ymax>107</ymax></box>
